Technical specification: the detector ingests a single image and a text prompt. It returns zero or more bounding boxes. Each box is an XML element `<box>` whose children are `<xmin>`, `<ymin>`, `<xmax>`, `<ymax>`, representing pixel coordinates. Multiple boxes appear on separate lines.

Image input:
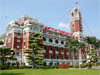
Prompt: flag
<box><xmin>75</xmin><ymin>2</ymin><xmax>78</xmax><ymax>5</ymax></box>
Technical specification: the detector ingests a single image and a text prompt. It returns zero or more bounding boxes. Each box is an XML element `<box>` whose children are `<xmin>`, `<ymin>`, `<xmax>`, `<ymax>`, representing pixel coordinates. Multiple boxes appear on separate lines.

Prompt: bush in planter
<box><xmin>16</xmin><ymin>62</ymin><xmax>20</xmax><ymax>69</ymax></box>
<box><xmin>58</xmin><ymin>63</ymin><xmax>69</xmax><ymax>69</ymax></box>
<box><xmin>68</xmin><ymin>65</ymin><xmax>73</xmax><ymax>68</ymax></box>
<box><xmin>43</xmin><ymin>62</ymin><xmax>46</xmax><ymax>66</ymax></box>
<box><xmin>49</xmin><ymin>62</ymin><xmax>53</xmax><ymax>66</ymax></box>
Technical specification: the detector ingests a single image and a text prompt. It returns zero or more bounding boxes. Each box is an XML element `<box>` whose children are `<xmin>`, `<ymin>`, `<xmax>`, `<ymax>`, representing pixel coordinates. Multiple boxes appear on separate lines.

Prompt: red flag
<box><xmin>75</xmin><ymin>2</ymin><xmax>78</xmax><ymax>5</ymax></box>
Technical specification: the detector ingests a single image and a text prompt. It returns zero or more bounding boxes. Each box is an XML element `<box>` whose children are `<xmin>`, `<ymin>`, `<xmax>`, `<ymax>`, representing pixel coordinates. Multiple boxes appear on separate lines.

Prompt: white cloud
<box><xmin>57</xmin><ymin>22</ymin><xmax>70</xmax><ymax>29</ymax></box>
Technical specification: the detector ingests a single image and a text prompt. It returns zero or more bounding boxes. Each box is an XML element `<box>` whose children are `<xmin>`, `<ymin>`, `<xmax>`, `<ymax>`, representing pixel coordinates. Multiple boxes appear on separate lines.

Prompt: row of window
<box><xmin>43</xmin><ymin>54</ymin><xmax>79</xmax><ymax>60</ymax></box>
<box><xmin>43</xmin><ymin>46</ymin><xmax>64</xmax><ymax>51</ymax></box>
<box><xmin>43</xmin><ymin>37</ymin><xmax>64</xmax><ymax>44</ymax></box>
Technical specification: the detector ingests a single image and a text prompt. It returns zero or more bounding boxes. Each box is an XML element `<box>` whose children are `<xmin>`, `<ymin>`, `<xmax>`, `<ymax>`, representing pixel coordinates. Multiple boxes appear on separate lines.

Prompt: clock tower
<box><xmin>70</xmin><ymin>8</ymin><xmax>83</xmax><ymax>38</ymax></box>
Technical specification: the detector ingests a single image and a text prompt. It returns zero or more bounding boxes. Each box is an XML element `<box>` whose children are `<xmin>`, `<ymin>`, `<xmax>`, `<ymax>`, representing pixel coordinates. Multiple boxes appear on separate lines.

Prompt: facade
<box><xmin>0</xmin><ymin>8</ymin><xmax>99</xmax><ymax>65</ymax></box>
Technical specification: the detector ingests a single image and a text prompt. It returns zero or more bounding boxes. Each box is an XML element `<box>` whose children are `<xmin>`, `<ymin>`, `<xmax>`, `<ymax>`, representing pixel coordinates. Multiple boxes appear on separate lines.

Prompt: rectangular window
<box><xmin>16</xmin><ymin>52</ymin><xmax>19</xmax><ymax>56</ymax></box>
<box><xmin>17</xmin><ymin>33</ymin><xmax>20</xmax><ymax>37</ymax></box>
<box><xmin>56</xmin><ymin>47</ymin><xmax>58</xmax><ymax>51</ymax></box>
<box><xmin>67</xmin><ymin>55</ymin><xmax>68</xmax><ymax>60</ymax></box>
<box><xmin>43</xmin><ymin>53</ymin><xmax>46</xmax><ymax>59</ymax></box>
<box><xmin>56</xmin><ymin>55</ymin><xmax>58</xmax><ymax>59</ymax></box>
<box><xmin>62</xmin><ymin>55</ymin><xmax>64</xmax><ymax>59</ymax></box>
<box><xmin>24</xmin><ymin>42</ymin><xmax>26</xmax><ymax>46</ymax></box>
<box><xmin>49</xmin><ymin>46</ymin><xmax>52</xmax><ymax>51</ymax></box>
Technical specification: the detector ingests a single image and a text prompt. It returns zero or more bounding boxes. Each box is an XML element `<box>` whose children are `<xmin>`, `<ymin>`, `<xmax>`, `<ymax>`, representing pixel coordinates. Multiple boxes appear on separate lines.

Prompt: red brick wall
<box><xmin>52</xmin><ymin>46</ymin><xmax>56</xmax><ymax>59</ymax></box>
<box><xmin>64</xmin><ymin>48</ymin><xmax>67</xmax><ymax>59</ymax></box>
<box><xmin>46</xmin><ymin>45</ymin><xmax>49</xmax><ymax>59</ymax></box>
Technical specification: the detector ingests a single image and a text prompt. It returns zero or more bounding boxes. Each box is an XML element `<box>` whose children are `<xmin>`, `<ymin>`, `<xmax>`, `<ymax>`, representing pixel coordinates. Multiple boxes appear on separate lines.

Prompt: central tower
<box><xmin>70</xmin><ymin>8</ymin><xmax>83</xmax><ymax>38</ymax></box>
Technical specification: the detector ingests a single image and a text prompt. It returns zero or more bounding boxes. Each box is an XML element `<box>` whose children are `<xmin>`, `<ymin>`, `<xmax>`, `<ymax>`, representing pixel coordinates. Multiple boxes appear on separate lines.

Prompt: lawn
<box><xmin>0</xmin><ymin>69</ymin><xmax>100</xmax><ymax>75</ymax></box>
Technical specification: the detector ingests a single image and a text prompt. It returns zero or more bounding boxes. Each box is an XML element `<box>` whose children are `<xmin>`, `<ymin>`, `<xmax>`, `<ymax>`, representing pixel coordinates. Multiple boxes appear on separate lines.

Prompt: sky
<box><xmin>0</xmin><ymin>0</ymin><xmax>100</xmax><ymax>39</ymax></box>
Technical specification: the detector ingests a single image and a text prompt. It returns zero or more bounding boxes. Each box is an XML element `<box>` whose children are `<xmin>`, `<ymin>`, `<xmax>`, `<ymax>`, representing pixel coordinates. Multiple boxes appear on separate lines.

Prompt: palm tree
<box><xmin>77</xmin><ymin>42</ymin><xmax>86</xmax><ymax>69</ymax></box>
<box><xmin>65</xmin><ymin>36</ymin><xmax>80</xmax><ymax>66</ymax></box>
<box><xmin>84</xmin><ymin>36</ymin><xmax>100</xmax><ymax>68</ymax></box>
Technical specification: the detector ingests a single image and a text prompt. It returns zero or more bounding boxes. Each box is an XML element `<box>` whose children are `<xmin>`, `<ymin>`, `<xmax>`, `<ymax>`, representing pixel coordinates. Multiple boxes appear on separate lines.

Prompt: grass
<box><xmin>0</xmin><ymin>69</ymin><xmax>100</xmax><ymax>75</ymax></box>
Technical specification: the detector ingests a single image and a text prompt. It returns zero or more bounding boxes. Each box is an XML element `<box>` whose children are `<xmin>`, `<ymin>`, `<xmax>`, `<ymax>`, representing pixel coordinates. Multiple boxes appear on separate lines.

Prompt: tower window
<box><xmin>73</xmin><ymin>29</ymin><xmax>74</xmax><ymax>32</ymax></box>
<box><xmin>75</xmin><ymin>9</ymin><xmax>77</xmax><ymax>12</ymax></box>
<box><xmin>71</xmin><ymin>13</ymin><xmax>74</xmax><ymax>16</ymax></box>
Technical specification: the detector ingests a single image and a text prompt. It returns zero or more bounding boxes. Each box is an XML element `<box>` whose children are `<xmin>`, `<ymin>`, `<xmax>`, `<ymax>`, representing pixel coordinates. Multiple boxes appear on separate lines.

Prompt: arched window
<box><xmin>55</xmin><ymin>40</ymin><xmax>58</xmax><ymax>44</ymax></box>
<box><xmin>61</xmin><ymin>41</ymin><xmax>64</xmax><ymax>44</ymax></box>
<box><xmin>43</xmin><ymin>37</ymin><xmax>46</xmax><ymax>41</ymax></box>
<box><xmin>72</xmin><ymin>13</ymin><xmax>74</xmax><ymax>16</ymax></box>
<box><xmin>49</xmin><ymin>38</ymin><xmax>52</xmax><ymax>42</ymax></box>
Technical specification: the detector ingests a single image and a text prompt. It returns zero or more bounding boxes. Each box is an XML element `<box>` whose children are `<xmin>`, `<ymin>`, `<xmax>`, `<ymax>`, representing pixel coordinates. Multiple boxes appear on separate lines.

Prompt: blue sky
<box><xmin>0</xmin><ymin>0</ymin><xmax>100</xmax><ymax>39</ymax></box>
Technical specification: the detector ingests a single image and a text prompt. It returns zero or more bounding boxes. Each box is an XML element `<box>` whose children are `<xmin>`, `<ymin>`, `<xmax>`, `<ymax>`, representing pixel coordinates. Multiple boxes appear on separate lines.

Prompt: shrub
<box><xmin>68</xmin><ymin>65</ymin><xmax>73</xmax><ymax>68</ymax></box>
<box><xmin>58</xmin><ymin>63</ymin><xmax>69</xmax><ymax>69</ymax></box>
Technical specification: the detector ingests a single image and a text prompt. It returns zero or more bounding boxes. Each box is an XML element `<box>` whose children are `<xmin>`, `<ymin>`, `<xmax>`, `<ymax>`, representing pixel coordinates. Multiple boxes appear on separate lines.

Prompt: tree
<box><xmin>83</xmin><ymin>48</ymin><xmax>99</xmax><ymax>68</ymax></box>
<box><xmin>24</xmin><ymin>32</ymin><xmax>44</xmax><ymax>69</ymax></box>
<box><xmin>84</xmin><ymin>36</ymin><xmax>100</xmax><ymax>49</ymax></box>
<box><xmin>0</xmin><ymin>41</ymin><xmax>16</xmax><ymax>65</ymax></box>
<box><xmin>65</xmin><ymin>36</ymin><xmax>80</xmax><ymax>65</ymax></box>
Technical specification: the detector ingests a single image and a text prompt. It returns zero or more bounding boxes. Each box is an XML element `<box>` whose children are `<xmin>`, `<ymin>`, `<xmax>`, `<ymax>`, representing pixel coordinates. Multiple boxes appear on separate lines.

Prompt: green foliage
<box><xmin>0</xmin><ymin>47</ymin><xmax>16</xmax><ymax>66</ymax></box>
<box><xmin>84</xmin><ymin>36</ymin><xmax>100</xmax><ymax>49</ymax></box>
<box><xmin>34</xmin><ymin>32</ymin><xmax>40</xmax><ymax>36</ymax></box>
<box><xmin>24</xmin><ymin>32</ymin><xmax>44</xmax><ymax>69</ymax></box>
<box><xmin>0</xmin><ymin>41</ymin><xmax>4</xmax><ymax>45</ymax></box>
<box><xmin>83</xmin><ymin>48</ymin><xmax>99</xmax><ymax>68</ymax></box>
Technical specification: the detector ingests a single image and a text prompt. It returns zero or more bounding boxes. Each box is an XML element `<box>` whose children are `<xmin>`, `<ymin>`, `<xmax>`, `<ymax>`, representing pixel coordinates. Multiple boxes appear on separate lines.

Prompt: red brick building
<box><xmin>0</xmin><ymin>8</ymin><xmax>98</xmax><ymax>65</ymax></box>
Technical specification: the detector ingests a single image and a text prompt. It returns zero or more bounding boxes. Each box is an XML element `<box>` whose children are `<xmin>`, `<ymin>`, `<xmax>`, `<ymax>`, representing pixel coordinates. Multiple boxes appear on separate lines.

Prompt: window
<box><xmin>49</xmin><ymin>38</ymin><xmax>52</xmax><ymax>42</ymax></box>
<box><xmin>17</xmin><ymin>40</ymin><xmax>20</xmax><ymax>47</ymax></box>
<box><xmin>16</xmin><ymin>52</ymin><xmax>19</xmax><ymax>56</ymax></box>
<box><xmin>73</xmin><ymin>29</ymin><xmax>74</xmax><ymax>32</ymax></box>
<box><xmin>62</xmin><ymin>55</ymin><xmax>64</xmax><ymax>59</ymax></box>
<box><xmin>17</xmin><ymin>32</ymin><xmax>20</xmax><ymax>37</ymax></box>
<box><xmin>17</xmin><ymin>42</ymin><xmax>20</xmax><ymax>46</ymax></box>
<box><xmin>24</xmin><ymin>42</ymin><xmax>26</xmax><ymax>46</ymax></box>
<box><xmin>43</xmin><ymin>53</ymin><xmax>46</xmax><ymax>59</ymax></box>
<box><xmin>30</xmin><ymin>33</ymin><xmax>32</xmax><ymax>37</ymax></box>
<box><xmin>56</xmin><ymin>47</ymin><xmax>58</xmax><ymax>51</ymax></box>
<box><xmin>30</xmin><ymin>26</ymin><xmax>32</xmax><ymax>29</ymax></box>
<box><xmin>43</xmin><ymin>37</ymin><xmax>46</xmax><ymax>41</ymax></box>
<box><xmin>75</xmin><ymin>9</ymin><xmax>77</xmax><ymax>12</ymax></box>
<box><xmin>50</xmin><ymin>55</ymin><xmax>52</xmax><ymax>59</ymax></box>
<box><xmin>55</xmin><ymin>40</ymin><xmax>58</xmax><ymax>44</ymax></box>
<box><xmin>73</xmin><ymin>24</ymin><xmax>74</xmax><ymax>27</ymax></box>
<box><xmin>61</xmin><ymin>48</ymin><xmax>64</xmax><ymax>51</ymax></box>
<box><xmin>56</xmin><ymin>55</ymin><xmax>58</xmax><ymax>59</ymax></box>
<box><xmin>43</xmin><ymin>46</ymin><xmax>46</xmax><ymax>50</ymax></box>
<box><xmin>49</xmin><ymin>46</ymin><xmax>52</xmax><ymax>51</ymax></box>
<box><xmin>61</xmin><ymin>41</ymin><xmax>64</xmax><ymax>44</ymax></box>
<box><xmin>67</xmin><ymin>55</ymin><xmax>68</xmax><ymax>60</ymax></box>
<box><xmin>72</xmin><ymin>13</ymin><xmax>74</xmax><ymax>16</ymax></box>
<box><xmin>18</xmin><ymin>24</ymin><xmax>20</xmax><ymax>26</ymax></box>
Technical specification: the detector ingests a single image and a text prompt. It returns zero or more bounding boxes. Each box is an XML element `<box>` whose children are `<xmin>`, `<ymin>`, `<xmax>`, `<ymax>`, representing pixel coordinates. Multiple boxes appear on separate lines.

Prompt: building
<box><xmin>0</xmin><ymin>8</ymin><xmax>98</xmax><ymax>65</ymax></box>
